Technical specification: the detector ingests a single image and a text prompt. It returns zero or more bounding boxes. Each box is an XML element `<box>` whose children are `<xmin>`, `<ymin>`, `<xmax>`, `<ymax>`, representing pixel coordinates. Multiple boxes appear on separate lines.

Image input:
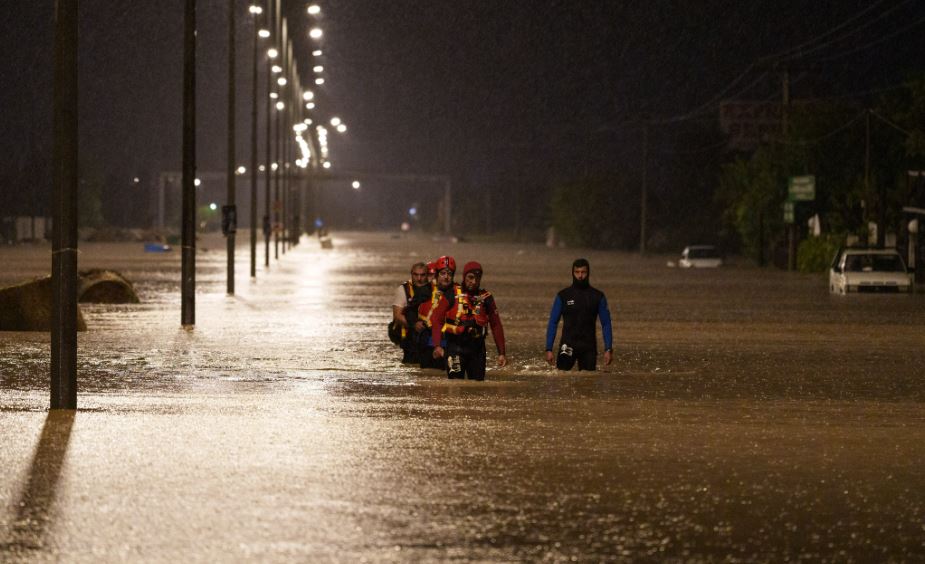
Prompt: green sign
<box><xmin>783</xmin><ymin>201</ymin><xmax>794</xmax><ymax>223</ymax></box>
<box><xmin>788</xmin><ymin>175</ymin><xmax>815</xmax><ymax>201</ymax></box>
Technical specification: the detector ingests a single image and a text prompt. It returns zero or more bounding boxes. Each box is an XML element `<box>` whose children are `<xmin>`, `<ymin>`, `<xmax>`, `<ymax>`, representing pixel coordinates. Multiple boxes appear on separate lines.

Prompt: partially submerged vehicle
<box><xmin>829</xmin><ymin>248</ymin><xmax>913</xmax><ymax>294</ymax></box>
<box><xmin>679</xmin><ymin>245</ymin><xmax>723</xmax><ymax>268</ymax></box>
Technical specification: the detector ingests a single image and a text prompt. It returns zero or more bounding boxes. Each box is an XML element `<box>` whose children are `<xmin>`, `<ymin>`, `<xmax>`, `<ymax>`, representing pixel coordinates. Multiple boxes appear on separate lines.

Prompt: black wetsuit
<box><xmin>546</xmin><ymin>284</ymin><xmax>613</xmax><ymax>371</ymax></box>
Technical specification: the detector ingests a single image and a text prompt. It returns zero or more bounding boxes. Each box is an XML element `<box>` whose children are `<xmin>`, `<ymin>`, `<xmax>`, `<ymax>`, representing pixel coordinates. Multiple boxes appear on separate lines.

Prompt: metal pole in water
<box><xmin>225</xmin><ymin>0</ymin><xmax>236</xmax><ymax>295</ymax></box>
<box><xmin>51</xmin><ymin>0</ymin><xmax>79</xmax><ymax>410</ymax></box>
<box><xmin>181</xmin><ymin>0</ymin><xmax>197</xmax><ymax>326</ymax></box>
<box><xmin>250</xmin><ymin>3</ymin><xmax>259</xmax><ymax>278</ymax></box>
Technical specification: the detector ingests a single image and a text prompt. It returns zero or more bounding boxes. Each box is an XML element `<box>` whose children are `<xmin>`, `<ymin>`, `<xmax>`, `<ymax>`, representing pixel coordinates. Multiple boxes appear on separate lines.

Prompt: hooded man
<box><xmin>545</xmin><ymin>258</ymin><xmax>613</xmax><ymax>371</ymax></box>
<box><xmin>432</xmin><ymin>261</ymin><xmax>507</xmax><ymax>380</ymax></box>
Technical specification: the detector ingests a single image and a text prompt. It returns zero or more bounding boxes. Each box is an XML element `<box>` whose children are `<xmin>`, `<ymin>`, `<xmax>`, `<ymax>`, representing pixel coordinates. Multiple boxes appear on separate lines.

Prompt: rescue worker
<box><xmin>415</xmin><ymin>255</ymin><xmax>458</xmax><ymax>369</ymax></box>
<box><xmin>432</xmin><ymin>261</ymin><xmax>507</xmax><ymax>380</ymax></box>
<box><xmin>391</xmin><ymin>262</ymin><xmax>433</xmax><ymax>364</ymax></box>
<box><xmin>545</xmin><ymin>258</ymin><xmax>613</xmax><ymax>371</ymax></box>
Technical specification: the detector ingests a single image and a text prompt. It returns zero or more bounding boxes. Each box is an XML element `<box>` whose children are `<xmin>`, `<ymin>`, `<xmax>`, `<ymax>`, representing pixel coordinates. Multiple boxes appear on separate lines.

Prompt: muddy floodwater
<box><xmin>2</xmin><ymin>231</ymin><xmax>924</xmax><ymax>562</ymax></box>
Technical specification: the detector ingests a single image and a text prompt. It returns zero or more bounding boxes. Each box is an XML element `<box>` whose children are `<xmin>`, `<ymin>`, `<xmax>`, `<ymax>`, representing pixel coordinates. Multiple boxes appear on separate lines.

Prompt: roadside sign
<box><xmin>783</xmin><ymin>201</ymin><xmax>794</xmax><ymax>223</ymax></box>
<box><xmin>788</xmin><ymin>175</ymin><xmax>815</xmax><ymax>201</ymax></box>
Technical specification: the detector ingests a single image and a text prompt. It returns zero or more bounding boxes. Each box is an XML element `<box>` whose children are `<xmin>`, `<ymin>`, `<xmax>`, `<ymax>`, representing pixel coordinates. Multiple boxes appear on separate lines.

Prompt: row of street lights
<box><xmin>228</xmin><ymin>0</ymin><xmax>350</xmax><ymax>288</ymax></box>
<box><xmin>49</xmin><ymin>0</ymin><xmax>352</xmax><ymax>408</ymax></box>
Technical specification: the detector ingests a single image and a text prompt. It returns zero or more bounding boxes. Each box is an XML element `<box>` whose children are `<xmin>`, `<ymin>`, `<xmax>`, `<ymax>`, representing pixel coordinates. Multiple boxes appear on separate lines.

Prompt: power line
<box><xmin>870</xmin><ymin>110</ymin><xmax>913</xmax><ymax>136</ymax></box>
<box><xmin>765</xmin><ymin>0</ymin><xmax>907</xmax><ymax>63</ymax></box>
<box><xmin>645</xmin><ymin>1</ymin><xmax>916</xmax><ymax>127</ymax></box>
<box><xmin>813</xmin><ymin>13</ymin><xmax>925</xmax><ymax>63</ymax></box>
<box><xmin>771</xmin><ymin>110</ymin><xmax>867</xmax><ymax>146</ymax></box>
<box><xmin>655</xmin><ymin>138</ymin><xmax>730</xmax><ymax>156</ymax></box>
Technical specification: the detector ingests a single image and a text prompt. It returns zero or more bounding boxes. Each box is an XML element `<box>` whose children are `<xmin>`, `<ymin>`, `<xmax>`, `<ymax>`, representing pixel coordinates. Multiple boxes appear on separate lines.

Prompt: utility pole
<box><xmin>181</xmin><ymin>0</ymin><xmax>197</xmax><ymax>326</ymax></box>
<box><xmin>873</xmin><ymin>110</ymin><xmax>886</xmax><ymax>248</ymax></box>
<box><xmin>274</xmin><ymin>91</ymin><xmax>281</xmax><ymax>259</ymax></box>
<box><xmin>225</xmin><ymin>0</ymin><xmax>236</xmax><ymax>295</ymax></box>
<box><xmin>639</xmin><ymin>122</ymin><xmax>649</xmax><ymax>255</ymax></box>
<box><xmin>782</xmin><ymin>67</ymin><xmax>797</xmax><ymax>271</ymax></box>
<box><xmin>864</xmin><ymin>109</ymin><xmax>872</xmax><ymax>247</ymax></box>
<box><xmin>249</xmin><ymin>4</ymin><xmax>259</xmax><ymax>278</ymax></box>
<box><xmin>263</xmin><ymin>0</ymin><xmax>273</xmax><ymax>267</ymax></box>
<box><xmin>273</xmin><ymin>14</ymin><xmax>285</xmax><ymax>260</ymax></box>
<box><xmin>280</xmin><ymin>30</ymin><xmax>289</xmax><ymax>254</ymax></box>
<box><xmin>51</xmin><ymin>0</ymin><xmax>78</xmax><ymax>409</ymax></box>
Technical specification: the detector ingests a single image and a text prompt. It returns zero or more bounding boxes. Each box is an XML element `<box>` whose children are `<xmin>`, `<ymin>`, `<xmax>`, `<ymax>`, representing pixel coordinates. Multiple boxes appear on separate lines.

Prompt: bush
<box><xmin>797</xmin><ymin>235</ymin><xmax>843</xmax><ymax>273</ymax></box>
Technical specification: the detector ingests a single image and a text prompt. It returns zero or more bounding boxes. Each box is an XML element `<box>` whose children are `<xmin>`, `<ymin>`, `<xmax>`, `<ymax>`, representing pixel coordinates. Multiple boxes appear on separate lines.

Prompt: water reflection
<box><xmin>0</xmin><ymin>410</ymin><xmax>74</xmax><ymax>557</ymax></box>
<box><xmin>1</xmin><ymin>233</ymin><xmax>924</xmax><ymax>560</ymax></box>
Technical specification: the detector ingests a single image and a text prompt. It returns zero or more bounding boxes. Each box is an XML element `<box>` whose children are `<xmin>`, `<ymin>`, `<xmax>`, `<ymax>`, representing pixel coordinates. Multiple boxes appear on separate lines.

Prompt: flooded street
<box><xmin>2</xmin><ymin>231</ymin><xmax>924</xmax><ymax>561</ymax></box>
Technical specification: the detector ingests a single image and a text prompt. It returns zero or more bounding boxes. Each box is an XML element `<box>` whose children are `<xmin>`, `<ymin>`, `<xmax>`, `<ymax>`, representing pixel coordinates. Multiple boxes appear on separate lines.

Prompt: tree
<box><xmin>549</xmin><ymin>176</ymin><xmax>638</xmax><ymax>249</ymax></box>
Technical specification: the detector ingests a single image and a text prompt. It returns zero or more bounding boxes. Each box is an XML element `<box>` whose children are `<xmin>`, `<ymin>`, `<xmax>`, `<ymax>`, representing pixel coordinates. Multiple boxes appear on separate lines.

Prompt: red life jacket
<box><xmin>442</xmin><ymin>289</ymin><xmax>493</xmax><ymax>337</ymax></box>
<box><xmin>419</xmin><ymin>283</ymin><xmax>460</xmax><ymax>328</ymax></box>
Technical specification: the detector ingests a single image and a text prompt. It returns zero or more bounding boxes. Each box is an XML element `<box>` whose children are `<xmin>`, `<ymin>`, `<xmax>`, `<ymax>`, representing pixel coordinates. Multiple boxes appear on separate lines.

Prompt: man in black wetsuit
<box><xmin>545</xmin><ymin>258</ymin><xmax>613</xmax><ymax>371</ymax></box>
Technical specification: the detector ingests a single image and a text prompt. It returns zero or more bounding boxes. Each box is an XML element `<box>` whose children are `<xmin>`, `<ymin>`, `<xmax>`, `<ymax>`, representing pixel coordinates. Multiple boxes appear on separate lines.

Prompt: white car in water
<box><xmin>829</xmin><ymin>248</ymin><xmax>913</xmax><ymax>294</ymax></box>
<box><xmin>679</xmin><ymin>245</ymin><xmax>723</xmax><ymax>268</ymax></box>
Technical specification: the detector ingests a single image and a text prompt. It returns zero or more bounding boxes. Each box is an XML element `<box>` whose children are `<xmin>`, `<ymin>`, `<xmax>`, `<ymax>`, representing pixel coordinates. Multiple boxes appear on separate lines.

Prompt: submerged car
<box><xmin>829</xmin><ymin>248</ymin><xmax>913</xmax><ymax>294</ymax></box>
<box><xmin>679</xmin><ymin>245</ymin><xmax>723</xmax><ymax>268</ymax></box>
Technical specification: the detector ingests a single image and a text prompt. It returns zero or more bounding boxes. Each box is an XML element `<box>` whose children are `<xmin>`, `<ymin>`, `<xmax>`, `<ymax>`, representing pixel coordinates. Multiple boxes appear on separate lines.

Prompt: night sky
<box><xmin>1</xmin><ymin>1</ymin><xmax>923</xmax><ymax>229</ymax></box>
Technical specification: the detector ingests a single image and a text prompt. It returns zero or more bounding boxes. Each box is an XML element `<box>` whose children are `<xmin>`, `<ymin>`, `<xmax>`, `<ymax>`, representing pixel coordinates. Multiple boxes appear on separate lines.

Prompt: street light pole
<box><xmin>263</xmin><ymin>0</ymin><xmax>273</xmax><ymax>267</ymax></box>
<box><xmin>225</xmin><ymin>0</ymin><xmax>236</xmax><ymax>295</ymax></box>
<box><xmin>51</xmin><ymin>0</ymin><xmax>79</xmax><ymax>410</ymax></box>
<box><xmin>181</xmin><ymin>0</ymin><xmax>197</xmax><ymax>327</ymax></box>
<box><xmin>640</xmin><ymin>122</ymin><xmax>649</xmax><ymax>255</ymax></box>
<box><xmin>249</xmin><ymin>5</ymin><xmax>260</xmax><ymax>278</ymax></box>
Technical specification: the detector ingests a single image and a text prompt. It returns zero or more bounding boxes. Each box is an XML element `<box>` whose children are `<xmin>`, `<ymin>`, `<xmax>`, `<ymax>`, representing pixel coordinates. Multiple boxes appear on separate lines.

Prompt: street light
<box><xmin>249</xmin><ymin>5</ymin><xmax>263</xmax><ymax>15</ymax></box>
<box><xmin>313</xmin><ymin>65</ymin><xmax>323</xmax><ymax>73</ymax></box>
<box><xmin>352</xmin><ymin>181</ymin><xmax>360</xmax><ymax>190</ymax></box>
<box><xmin>258</xmin><ymin>29</ymin><xmax>270</xmax><ymax>38</ymax></box>
<box><xmin>330</xmin><ymin>116</ymin><xmax>341</xmax><ymax>126</ymax></box>
<box><xmin>267</xmin><ymin>48</ymin><xmax>278</xmax><ymax>58</ymax></box>
<box><xmin>277</xmin><ymin>77</ymin><xmax>287</xmax><ymax>86</ymax></box>
<box><xmin>309</xmin><ymin>27</ymin><xmax>323</xmax><ymax>39</ymax></box>
<box><xmin>271</xmin><ymin>65</ymin><xmax>282</xmax><ymax>73</ymax></box>
<box><xmin>322</xmin><ymin>161</ymin><xmax>331</xmax><ymax>169</ymax></box>
<box><xmin>307</xmin><ymin>4</ymin><xmax>321</xmax><ymax>15</ymax></box>
<box><xmin>305</xmin><ymin>102</ymin><xmax>315</xmax><ymax>110</ymax></box>
<box><xmin>336</xmin><ymin>123</ymin><xmax>347</xmax><ymax>133</ymax></box>
<box><xmin>312</xmin><ymin>49</ymin><xmax>322</xmax><ymax>57</ymax></box>
<box><xmin>276</xmin><ymin>101</ymin><xmax>285</xmax><ymax>110</ymax></box>
<box><xmin>302</xmin><ymin>90</ymin><xmax>314</xmax><ymax>101</ymax></box>
<box><xmin>314</xmin><ymin>77</ymin><xmax>325</xmax><ymax>85</ymax></box>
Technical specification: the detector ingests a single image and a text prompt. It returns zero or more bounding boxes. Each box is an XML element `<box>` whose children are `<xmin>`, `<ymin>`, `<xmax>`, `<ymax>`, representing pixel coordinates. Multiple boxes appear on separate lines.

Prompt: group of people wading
<box><xmin>390</xmin><ymin>256</ymin><xmax>612</xmax><ymax>380</ymax></box>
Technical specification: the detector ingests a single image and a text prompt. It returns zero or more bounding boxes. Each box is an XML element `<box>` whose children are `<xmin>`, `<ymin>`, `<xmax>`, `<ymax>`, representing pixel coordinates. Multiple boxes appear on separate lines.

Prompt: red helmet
<box><xmin>434</xmin><ymin>255</ymin><xmax>456</xmax><ymax>273</ymax></box>
<box><xmin>463</xmin><ymin>261</ymin><xmax>482</xmax><ymax>277</ymax></box>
